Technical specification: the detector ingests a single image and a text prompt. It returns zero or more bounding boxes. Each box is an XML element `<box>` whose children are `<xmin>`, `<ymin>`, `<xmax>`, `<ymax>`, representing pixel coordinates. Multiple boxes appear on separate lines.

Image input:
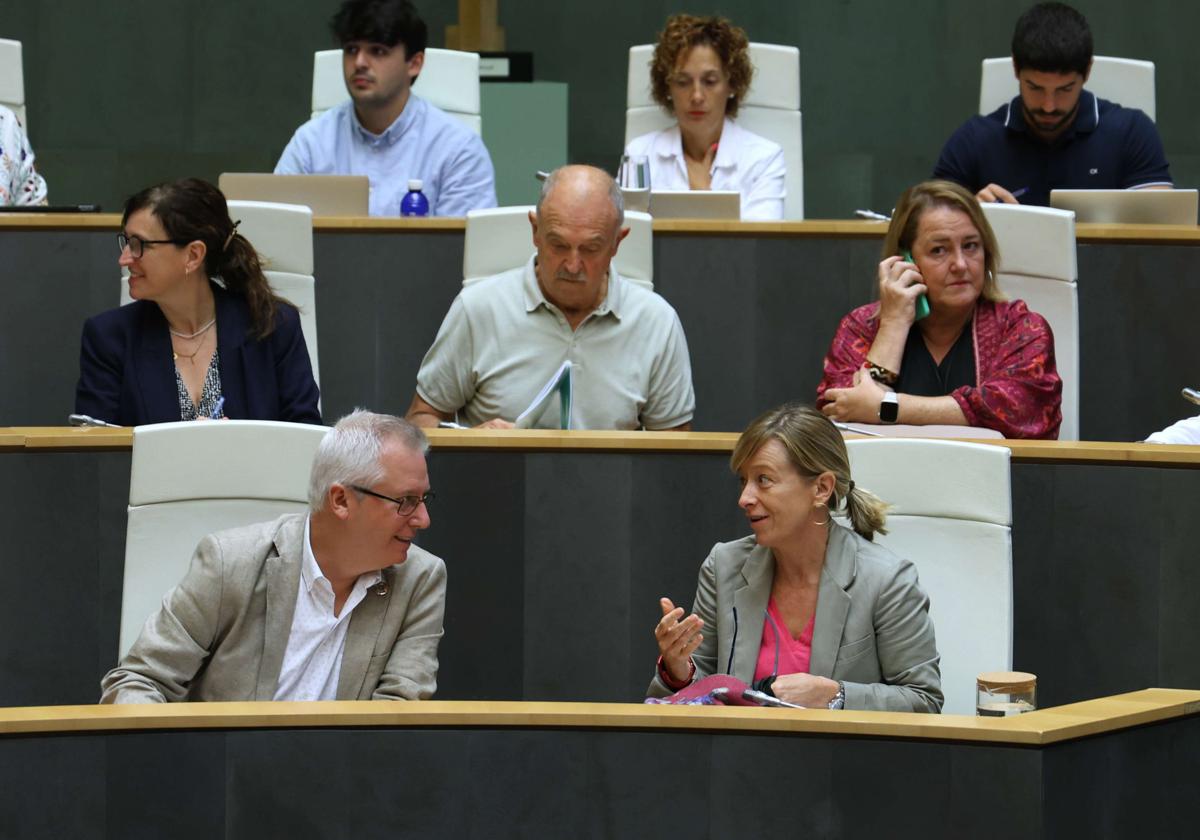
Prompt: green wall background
<box><xmin>3</xmin><ymin>0</ymin><xmax>1196</xmax><ymax>218</ymax></box>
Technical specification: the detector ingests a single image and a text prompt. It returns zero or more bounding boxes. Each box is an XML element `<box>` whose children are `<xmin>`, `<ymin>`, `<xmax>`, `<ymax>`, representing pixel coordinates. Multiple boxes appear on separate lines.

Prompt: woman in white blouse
<box><xmin>624</xmin><ymin>14</ymin><xmax>785</xmax><ymax>221</ymax></box>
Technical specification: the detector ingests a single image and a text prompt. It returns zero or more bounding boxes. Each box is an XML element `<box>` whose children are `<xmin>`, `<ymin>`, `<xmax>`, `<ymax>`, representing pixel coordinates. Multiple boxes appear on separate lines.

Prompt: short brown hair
<box><xmin>649</xmin><ymin>14</ymin><xmax>753</xmax><ymax>119</ymax></box>
<box><xmin>731</xmin><ymin>403</ymin><xmax>890</xmax><ymax>540</ymax></box>
<box><xmin>882</xmin><ymin>180</ymin><xmax>1006</xmax><ymax>303</ymax></box>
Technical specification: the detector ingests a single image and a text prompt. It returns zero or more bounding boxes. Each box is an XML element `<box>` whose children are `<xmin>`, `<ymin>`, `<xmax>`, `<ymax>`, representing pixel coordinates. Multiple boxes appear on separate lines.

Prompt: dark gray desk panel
<box><xmin>1076</xmin><ymin>242</ymin><xmax>1200</xmax><ymax>441</ymax></box>
<box><xmin>0</xmin><ymin>229</ymin><xmax>120</xmax><ymax>426</ymax></box>
<box><xmin>312</xmin><ymin>230</ymin><xmax>464</xmax><ymax>420</ymax></box>
<box><xmin>4</xmin><ymin>226</ymin><xmax>1199</xmax><ymax>439</ymax></box>
<box><xmin>1011</xmin><ymin>462</ymin><xmax>1200</xmax><ymax>706</ymax></box>
<box><xmin>3</xmin><ymin>718</ymin><xmax>1197</xmax><ymax>839</ymax></box>
<box><xmin>0</xmin><ymin>451</ymin><xmax>128</xmax><ymax>706</ymax></box>
<box><xmin>652</xmin><ymin>233</ymin><xmax>881</xmax><ymax>432</ymax></box>
<box><xmin>3</xmin><ymin>448</ymin><xmax>1199</xmax><ymax>710</ymax></box>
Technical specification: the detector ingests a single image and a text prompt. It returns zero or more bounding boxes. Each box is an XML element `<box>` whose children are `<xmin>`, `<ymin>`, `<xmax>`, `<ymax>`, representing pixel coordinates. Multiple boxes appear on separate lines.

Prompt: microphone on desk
<box><xmin>68</xmin><ymin>413</ymin><xmax>122</xmax><ymax>428</ymax></box>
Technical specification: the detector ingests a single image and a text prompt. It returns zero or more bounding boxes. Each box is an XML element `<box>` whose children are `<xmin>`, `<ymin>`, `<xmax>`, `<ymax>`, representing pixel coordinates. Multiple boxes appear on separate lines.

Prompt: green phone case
<box><xmin>903</xmin><ymin>250</ymin><xmax>931</xmax><ymax>320</ymax></box>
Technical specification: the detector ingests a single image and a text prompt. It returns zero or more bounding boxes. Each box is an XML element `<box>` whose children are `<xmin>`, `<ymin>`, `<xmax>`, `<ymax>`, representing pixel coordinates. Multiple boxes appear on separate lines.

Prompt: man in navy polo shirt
<box><xmin>933</xmin><ymin>2</ymin><xmax>1172</xmax><ymax>206</ymax></box>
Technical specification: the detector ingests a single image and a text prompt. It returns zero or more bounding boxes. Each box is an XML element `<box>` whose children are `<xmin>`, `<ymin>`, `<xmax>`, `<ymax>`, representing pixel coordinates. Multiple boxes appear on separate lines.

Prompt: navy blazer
<box><xmin>75</xmin><ymin>283</ymin><xmax>321</xmax><ymax>426</ymax></box>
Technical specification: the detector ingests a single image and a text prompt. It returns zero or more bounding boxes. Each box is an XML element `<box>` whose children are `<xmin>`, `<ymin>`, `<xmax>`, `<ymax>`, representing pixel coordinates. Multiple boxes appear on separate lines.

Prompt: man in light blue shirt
<box><xmin>275</xmin><ymin>0</ymin><xmax>496</xmax><ymax>217</ymax></box>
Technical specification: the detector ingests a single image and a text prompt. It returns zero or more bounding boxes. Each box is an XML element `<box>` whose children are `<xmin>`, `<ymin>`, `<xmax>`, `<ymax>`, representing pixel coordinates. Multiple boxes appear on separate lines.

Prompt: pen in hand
<box><xmin>209</xmin><ymin>397</ymin><xmax>225</xmax><ymax>420</ymax></box>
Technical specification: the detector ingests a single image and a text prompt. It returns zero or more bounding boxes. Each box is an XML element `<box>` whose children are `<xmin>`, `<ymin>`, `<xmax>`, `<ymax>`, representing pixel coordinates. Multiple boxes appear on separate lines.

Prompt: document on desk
<box><xmin>516</xmin><ymin>361</ymin><xmax>573</xmax><ymax>429</ymax></box>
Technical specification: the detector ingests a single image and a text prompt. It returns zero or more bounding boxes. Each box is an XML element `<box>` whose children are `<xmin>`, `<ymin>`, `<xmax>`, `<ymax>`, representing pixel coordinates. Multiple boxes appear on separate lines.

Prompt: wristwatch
<box><xmin>827</xmin><ymin>681</ymin><xmax>846</xmax><ymax>710</ymax></box>
<box><xmin>879</xmin><ymin>391</ymin><xmax>899</xmax><ymax>424</ymax></box>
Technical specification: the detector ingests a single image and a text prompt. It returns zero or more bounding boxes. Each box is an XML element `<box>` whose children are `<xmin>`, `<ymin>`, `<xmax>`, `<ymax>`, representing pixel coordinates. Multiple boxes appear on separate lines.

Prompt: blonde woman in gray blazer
<box><xmin>650</xmin><ymin>404</ymin><xmax>942</xmax><ymax>712</ymax></box>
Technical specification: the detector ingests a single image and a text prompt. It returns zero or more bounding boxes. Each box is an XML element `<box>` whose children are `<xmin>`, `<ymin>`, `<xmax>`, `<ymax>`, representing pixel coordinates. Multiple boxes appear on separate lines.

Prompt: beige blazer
<box><xmin>100</xmin><ymin>513</ymin><xmax>446</xmax><ymax>703</ymax></box>
<box><xmin>649</xmin><ymin>523</ymin><xmax>943</xmax><ymax>712</ymax></box>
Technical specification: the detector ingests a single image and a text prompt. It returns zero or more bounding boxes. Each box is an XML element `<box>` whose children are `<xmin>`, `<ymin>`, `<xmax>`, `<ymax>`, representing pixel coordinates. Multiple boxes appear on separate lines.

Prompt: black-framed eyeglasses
<box><xmin>118</xmin><ymin>232</ymin><xmax>189</xmax><ymax>258</ymax></box>
<box><xmin>350</xmin><ymin>485</ymin><xmax>435</xmax><ymax>517</ymax></box>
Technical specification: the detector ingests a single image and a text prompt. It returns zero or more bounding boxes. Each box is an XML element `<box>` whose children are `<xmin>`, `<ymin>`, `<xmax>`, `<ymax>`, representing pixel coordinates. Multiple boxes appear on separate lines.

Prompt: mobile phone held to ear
<box><xmin>902</xmin><ymin>250</ymin><xmax>931</xmax><ymax>321</ymax></box>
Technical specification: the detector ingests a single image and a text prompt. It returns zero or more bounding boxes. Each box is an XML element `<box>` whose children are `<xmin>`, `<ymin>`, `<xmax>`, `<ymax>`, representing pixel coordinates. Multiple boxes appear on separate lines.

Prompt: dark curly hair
<box><xmin>123</xmin><ymin>178</ymin><xmax>290</xmax><ymax>339</ymax></box>
<box><xmin>648</xmin><ymin>14</ymin><xmax>753</xmax><ymax>119</ymax></box>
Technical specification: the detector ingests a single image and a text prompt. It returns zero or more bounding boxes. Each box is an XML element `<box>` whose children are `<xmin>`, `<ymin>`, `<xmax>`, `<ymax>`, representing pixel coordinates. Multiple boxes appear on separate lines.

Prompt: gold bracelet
<box><xmin>864</xmin><ymin>359</ymin><xmax>899</xmax><ymax>386</ymax></box>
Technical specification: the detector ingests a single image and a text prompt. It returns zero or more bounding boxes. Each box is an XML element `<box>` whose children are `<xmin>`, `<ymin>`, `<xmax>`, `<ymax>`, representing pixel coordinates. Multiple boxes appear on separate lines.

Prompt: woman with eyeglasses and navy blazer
<box><xmin>74</xmin><ymin>178</ymin><xmax>320</xmax><ymax>426</ymax></box>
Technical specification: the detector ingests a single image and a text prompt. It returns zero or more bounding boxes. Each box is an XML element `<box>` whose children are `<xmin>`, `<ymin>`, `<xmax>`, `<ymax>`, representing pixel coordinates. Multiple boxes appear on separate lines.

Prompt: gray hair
<box><xmin>307</xmin><ymin>409</ymin><xmax>429</xmax><ymax>511</ymax></box>
<box><xmin>535</xmin><ymin>165</ymin><xmax>625</xmax><ymax>231</ymax></box>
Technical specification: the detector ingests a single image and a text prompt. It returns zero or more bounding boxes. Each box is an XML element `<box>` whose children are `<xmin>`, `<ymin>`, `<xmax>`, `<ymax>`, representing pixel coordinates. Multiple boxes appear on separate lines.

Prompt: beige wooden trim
<box><xmin>1075</xmin><ymin>222</ymin><xmax>1200</xmax><ymax>244</ymax></box>
<box><xmin>1</xmin><ymin>689</ymin><xmax>1196</xmax><ymax>746</ymax></box>
<box><xmin>0</xmin><ymin>213</ymin><xmax>121</xmax><ymax>230</ymax></box>
<box><xmin>5</xmin><ymin>215</ymin><xmax>1198</xmax><ymax>243</ymax></box>
<box><xmin>8</xmin><ymin>428</ymin><xmax>1200</xmax><ymax>467</ymax></box>
<box><xmin>312</xmin><ymin>216</ymin><xmax>466</xmax><ymax>232</ymax></box>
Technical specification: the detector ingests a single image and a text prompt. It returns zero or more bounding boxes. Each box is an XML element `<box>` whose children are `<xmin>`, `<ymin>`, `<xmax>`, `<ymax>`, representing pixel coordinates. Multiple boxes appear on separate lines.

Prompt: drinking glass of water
<box><xmin>618</xmin><ymin>155</ymin><xmax>651</xmax><ymax>212</ymax></box>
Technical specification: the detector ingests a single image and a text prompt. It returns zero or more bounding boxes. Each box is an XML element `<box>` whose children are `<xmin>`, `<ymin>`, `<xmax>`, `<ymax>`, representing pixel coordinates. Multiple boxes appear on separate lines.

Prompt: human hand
<box><xmin>821</xmin><ymin>366</ymin><xmax>890</xmax><ymax>423</ymax></box>
<box><xmin>770</xmin><ymin>673</ymin><xmax>840</xmax><ymax>708</ymax></box>
<box><xmin>654</xmin><ymin>597</ymin><xmax>703</xmax><ymax>683</ymax></box>
<box><xmin>474</xmin><ymin>418</ymin><xmax>517</xmax><ymax>429</ymax></box>
<box><xmin>976</xmin><ymin>183</ymin><xmax>1020</xmax><ymax>204</ymax></box>
<box><xmin>877</xmin><ymin>255</ymin><xmax>927</xmax><ymax>326</ymax></box>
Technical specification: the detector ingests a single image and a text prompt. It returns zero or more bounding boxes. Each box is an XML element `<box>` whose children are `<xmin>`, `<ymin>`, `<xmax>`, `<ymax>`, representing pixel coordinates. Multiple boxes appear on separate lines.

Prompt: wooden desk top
<box><xmin>7</xmin><ymin>427</ymin><xmax>1200</xmax><ymax>468</ymax></box>
<box><xmin>0</xmin><ymin>689</ymin><xmax>1195</xmax><ymax>746</ymax></box>
<box><xmin>3</xmin><ymin>214</ymin><xmax>1197</xmax><ymax>244</ymax></box>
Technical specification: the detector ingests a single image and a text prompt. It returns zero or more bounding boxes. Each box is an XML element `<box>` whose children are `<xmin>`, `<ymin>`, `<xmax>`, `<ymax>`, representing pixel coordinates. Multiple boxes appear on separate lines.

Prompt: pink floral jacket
<box><xmin>816</xmin><ymin>299</ymin><xmax>1063</xmax><ymax>439</ymax></box>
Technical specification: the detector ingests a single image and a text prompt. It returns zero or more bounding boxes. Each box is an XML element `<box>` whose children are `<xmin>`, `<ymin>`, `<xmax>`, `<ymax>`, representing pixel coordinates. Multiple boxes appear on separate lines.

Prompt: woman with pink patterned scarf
<box><xmin>817</xmin><ymin>180</ymin><xmax>1062</xmax><ymax>439</ymax></box>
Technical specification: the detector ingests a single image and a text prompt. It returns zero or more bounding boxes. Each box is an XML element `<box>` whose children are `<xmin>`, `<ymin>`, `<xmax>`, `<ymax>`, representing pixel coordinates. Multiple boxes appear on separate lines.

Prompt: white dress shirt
<box><xmin>624</xmin><ymin>117</ymin><xmax>785</xmax><ymax>220</ymax></box>
<box><xmin>273</xmin><ymin>517</ymin><xmax>383</xmax><ymax>701</ymax></box>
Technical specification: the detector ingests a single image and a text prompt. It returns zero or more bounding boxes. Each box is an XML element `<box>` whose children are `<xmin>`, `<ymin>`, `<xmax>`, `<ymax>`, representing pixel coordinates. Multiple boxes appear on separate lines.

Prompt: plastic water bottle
<box><xmin>400</xmin><ymin>179</ymin><xmax>430</xmax><ymax>217</ymax></box>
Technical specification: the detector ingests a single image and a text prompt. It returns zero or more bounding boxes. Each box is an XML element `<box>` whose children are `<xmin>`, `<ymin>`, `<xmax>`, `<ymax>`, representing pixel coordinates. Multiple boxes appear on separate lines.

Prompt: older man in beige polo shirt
<box><xmin>406</xmin><ymin>165</ymin><xmax>695</xmax><ymax>430</ymax></box>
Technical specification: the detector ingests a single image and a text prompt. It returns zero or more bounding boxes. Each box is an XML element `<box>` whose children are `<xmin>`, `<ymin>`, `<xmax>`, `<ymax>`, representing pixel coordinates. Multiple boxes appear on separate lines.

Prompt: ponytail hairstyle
<box><xmin>122</xmin><ymin>178</ymin><xmax>286</xmax><ymax>339</ymax></box>
<box><xmin>730</xmin><ymin>403</ymin><xmax>891</xmax><ymax>540</ymax></box>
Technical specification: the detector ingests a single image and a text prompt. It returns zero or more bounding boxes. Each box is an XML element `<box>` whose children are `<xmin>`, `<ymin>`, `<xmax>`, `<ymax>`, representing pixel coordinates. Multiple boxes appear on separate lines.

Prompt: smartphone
<box><xmin>1183</xmin><ymin>387</ymin><xmax>1200</xmax><ymax>406</ymax></box>
<box><xmin>902</xmin><ymin>249</ymin><xmax>931</xmax><ymax>321</ymax></box>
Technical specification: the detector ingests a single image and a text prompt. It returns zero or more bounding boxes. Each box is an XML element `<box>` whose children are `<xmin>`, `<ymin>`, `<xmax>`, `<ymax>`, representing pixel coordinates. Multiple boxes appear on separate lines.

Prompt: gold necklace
<box><xmin>172</xmin><ymin>330</ymin><xmax>211</xmax><ymax>364</ymax></box>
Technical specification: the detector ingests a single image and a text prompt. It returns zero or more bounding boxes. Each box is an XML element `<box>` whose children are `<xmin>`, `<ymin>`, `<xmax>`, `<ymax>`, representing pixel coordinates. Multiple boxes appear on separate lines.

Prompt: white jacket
<box><xmin>624</xmin><ymin>118</ymin><xmax>785</xmax><ymax>221</ymax></box>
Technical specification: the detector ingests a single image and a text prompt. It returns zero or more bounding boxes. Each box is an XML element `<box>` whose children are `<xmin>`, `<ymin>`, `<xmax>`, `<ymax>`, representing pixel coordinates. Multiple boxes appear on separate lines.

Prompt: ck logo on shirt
<box><xmin>1089</xmin><ymin>168</ymin><xmax>1100</xmax><ymax>175</ymax></box>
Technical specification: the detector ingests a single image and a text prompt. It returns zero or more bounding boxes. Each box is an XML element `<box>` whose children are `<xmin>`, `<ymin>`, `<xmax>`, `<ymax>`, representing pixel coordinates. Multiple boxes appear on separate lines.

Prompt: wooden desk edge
<box><xmin>1</xmin><ymin>689</ymin><xmax>1195</xmax><ymax>745</ymax></box>
<box><xmin>5</xmin><ymin>216</ymin><xmax>1197</xmax><ymax>243</ymax></box>
<box><xmin>7</xmin><ymin>428</ymin><xmax>1200</xmax><ymax>467</ymax></box>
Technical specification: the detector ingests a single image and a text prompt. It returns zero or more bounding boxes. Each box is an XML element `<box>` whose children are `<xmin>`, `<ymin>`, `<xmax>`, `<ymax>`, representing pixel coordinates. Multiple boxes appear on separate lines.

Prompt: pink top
<box><xmin>753</xmin><ymin>597</ymin><xmax>815</xmax><ymax>683</ymax></box>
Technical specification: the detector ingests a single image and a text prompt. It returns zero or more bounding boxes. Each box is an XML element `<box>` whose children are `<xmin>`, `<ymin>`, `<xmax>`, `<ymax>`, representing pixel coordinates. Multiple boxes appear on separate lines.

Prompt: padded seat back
<box><xmin>981</xmin><ymin>203</ymin><xmax>1078</xmax><ymax>440</ymax></box>
<box><xmin>844</xmin><ymin>439</ymin><xmax>1013</xmax><ymax>715</ymax></box>
<box><xmin>119</xmin><ymin>420</ymin><xmax>329</xmax><ymax>655</ymax></box>
<box><xmin>312</xmin><ymin>47</ymin><xmax>482</xmax><ymax>134</ymax></box>
<box><xmin>462</xmin><ymin>206</ymin><xmax>654</xmax><ymax>289</ymax></box>
<box><xmin>0</xmin><ymin>38</ymin><xmax>26</xmax><ymax>129</ymax></box>
<box><xmin>980</xmin><ymin>56</ymin><xmax>1156</xmax><ymax>121</ymax></box>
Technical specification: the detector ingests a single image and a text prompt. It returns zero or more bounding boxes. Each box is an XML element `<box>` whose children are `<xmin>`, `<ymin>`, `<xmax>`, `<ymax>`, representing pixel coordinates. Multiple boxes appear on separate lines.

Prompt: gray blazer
<box><xmin>100</xmin><ymin>513</ymin><xmax>447</xmax><ymax>703</ymax></box>
<box><xmin>648</xmin><ymin>523</ymin><xmax>943</xmax><ymax>712</ymax></box>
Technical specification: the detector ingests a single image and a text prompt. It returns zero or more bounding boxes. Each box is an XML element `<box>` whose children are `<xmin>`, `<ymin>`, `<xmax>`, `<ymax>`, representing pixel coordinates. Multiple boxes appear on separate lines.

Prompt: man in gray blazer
<box><xmin>101</xmin><ymin>410</ymin><xmax>446</xmax><ymax>703</ymax></box>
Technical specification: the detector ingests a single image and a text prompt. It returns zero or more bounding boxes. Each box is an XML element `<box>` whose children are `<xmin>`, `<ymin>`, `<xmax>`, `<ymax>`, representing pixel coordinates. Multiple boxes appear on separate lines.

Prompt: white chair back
<box><xmin>979</xmin><ymin>56</ymin><xmax>1156</xmax><ymax>121</ymax></box>
<box><xmin>0</xmin><ymin>38</ymin><xmax>26</xmax><ymax>130</ymax></box>
<box><xmin>312</xmin><ymin>47</ymin><xmax>482</xmax><ymax>134</ymax></box>
<box><xmin>981</xmin><ymin>203</ymin><xmax>1078</xmax><ymax>440</ymax></box>
<box><xmin>119</xmin><ymin>200</ymin><xmax>320</xmax><ymax>388</ymax></box>
<box><xmin>625</xmin><ymin>42</ymin><xmax>803</xmax><ymax>219</ymax></box>
<box><xmin>119</xmin><ymin>420</ymin><xmax>329</xmax><ymax>655</ymax></box>
<box><xmin>844</xmin><ymin>439</ymin><xmax>1013</xmax><ymax>716</ymax></box>
<box><xmin>462</xmin><ymin>206</ymin><xmax>654</xmax><ymax>290</ymax></box>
